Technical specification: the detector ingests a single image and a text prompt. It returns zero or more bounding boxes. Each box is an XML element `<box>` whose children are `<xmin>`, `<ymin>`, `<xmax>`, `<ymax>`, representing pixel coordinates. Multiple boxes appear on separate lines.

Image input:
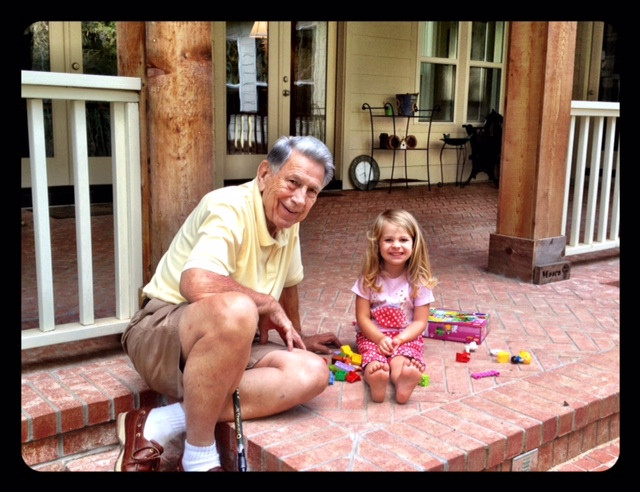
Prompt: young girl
<box><xmin>352</xmin><ymin>209</ymin><xmax>438</xmax><ymax>404</ymax></box>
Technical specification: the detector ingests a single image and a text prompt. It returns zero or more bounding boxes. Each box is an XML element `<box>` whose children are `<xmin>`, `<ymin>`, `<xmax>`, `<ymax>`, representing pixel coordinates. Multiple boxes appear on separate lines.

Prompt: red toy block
<box><xmin>346</xmin><ymin>372</ymin><xmax>361</xmax><ymax>383</ymax></box>
<box><xmin>456</xmin><ymin>351</ymin><xmax>471</xmax><ymax>363</ymax></box>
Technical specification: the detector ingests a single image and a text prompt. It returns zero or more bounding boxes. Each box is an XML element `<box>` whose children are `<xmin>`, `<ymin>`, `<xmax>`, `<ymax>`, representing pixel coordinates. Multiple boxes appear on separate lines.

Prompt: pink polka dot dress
<box><xmin>352</xmin><ymin>273</ymin><xmax>434</xmax><ymax>367</ymax></box>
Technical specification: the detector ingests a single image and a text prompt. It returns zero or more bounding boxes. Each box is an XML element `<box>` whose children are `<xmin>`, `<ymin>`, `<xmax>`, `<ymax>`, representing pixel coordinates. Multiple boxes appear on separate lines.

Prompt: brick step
<box><xmin>24</xmin><ymin>390</ymin><xmax>620</xmax><ymax>472</ymax></box>
<box><xmin>21</xmin><ymin>333</ymin><xmax>242</xmax><ymax>472</ymax></box>
<box><xmin>23</xmin><ymin>336</ymin><xmax>620</xmax><ymax>472</ymax></box>
<box><xmin>28</xmin><ymin>423</ymin><xmax>239</xmax><ymax>472</ymax></box>
<box><xmin>22</xmin><ymin>336</ymin><xmax>163</xmax><ymax>471</ymax></box>
<box><xmin>54</xmin><ymin>428</ymin><xmax>623</xmax><ymax>472</ymax></box>
<box><xmin>62</xmin><ymin>447</ymin><xmax>120</xmax><ymax>472</ymax></box>
<box><xmin>24</xmin><ymin>354</ymin><xmax>620</xmax><ymax>473</ymax></box>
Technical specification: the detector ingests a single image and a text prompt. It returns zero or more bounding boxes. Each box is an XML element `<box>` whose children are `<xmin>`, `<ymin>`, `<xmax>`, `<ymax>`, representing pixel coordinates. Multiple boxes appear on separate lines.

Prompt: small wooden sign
<box><xmin>533</xmin><ymin>261</ymin><xmax>570</xmax><ymax>285</ymax></box>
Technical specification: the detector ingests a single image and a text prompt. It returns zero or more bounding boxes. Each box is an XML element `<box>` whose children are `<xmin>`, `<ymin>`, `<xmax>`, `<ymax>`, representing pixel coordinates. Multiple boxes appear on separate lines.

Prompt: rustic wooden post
<box><xmin>118</xmin><ymin>22</ymin><xmax>214</xmax><ymax>275</ymax></box>
<box><xmin>146</xmin><ymin>22</ymin><xmax>214</xmax><ymax>269</ymax></box>
<box><xmin>488</xmin><ymin>22</ymin><xmax>577</xmax><ymax>284</ymax></box>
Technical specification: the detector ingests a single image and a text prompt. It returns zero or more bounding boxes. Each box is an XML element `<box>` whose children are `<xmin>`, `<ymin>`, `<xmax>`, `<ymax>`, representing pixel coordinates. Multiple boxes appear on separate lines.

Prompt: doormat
<box><xmin>49</xmin><ymin>203</ymin><xmax>113</xmax><ymax>219</ymax></box>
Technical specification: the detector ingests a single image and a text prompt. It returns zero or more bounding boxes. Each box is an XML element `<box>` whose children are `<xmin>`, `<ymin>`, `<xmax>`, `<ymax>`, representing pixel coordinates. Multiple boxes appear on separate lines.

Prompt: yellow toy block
<box><xmin>496</xmin><ymin>351</ymin><xmax>510</xmax><ymax>363</ymax></box>
<box><xmin>518</xmin><ymin>351</ymin><xmax>532</xmax><ymax>364</ymax></box>
<box><xmin>350</xmin><ymin>353</ymin><xmax>362</xmax><ymax>366</ymax></box>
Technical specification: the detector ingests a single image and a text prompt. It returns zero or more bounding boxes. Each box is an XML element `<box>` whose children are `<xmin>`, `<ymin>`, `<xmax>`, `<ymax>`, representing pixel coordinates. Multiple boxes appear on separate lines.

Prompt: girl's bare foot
<box><xmin>364</xmin><ymin>360</ymin><xmax>390</xmax><ymax>402</ymax></box>
<box><xmin>391</xmin><ymin>357</ymin><xmax>424</xmax><ymax>404</ymax></box>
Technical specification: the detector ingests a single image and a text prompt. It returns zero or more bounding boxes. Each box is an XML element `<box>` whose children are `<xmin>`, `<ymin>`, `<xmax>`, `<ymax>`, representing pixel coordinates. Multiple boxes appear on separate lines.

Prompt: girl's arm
<box><xmin>356</xmin><ymin>295</ymin><xmax>395</xmax><ymax>356</ymax></box>
<box><xmin>394</xmin><ymin>304</ymin><xmax>430</xmax><ymax>346</ymax></box>
<box><xmin>355</xmin><ymin>295</ymin><xmax>381</xmax><ymax>341</ymax></box>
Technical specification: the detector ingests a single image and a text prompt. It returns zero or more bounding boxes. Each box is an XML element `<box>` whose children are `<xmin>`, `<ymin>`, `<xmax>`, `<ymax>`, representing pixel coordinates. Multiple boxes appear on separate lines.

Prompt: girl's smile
<box><xmin>379</xmin><ymin>223</ymin><xmax>413</xmax><ymax>275</ymax></box>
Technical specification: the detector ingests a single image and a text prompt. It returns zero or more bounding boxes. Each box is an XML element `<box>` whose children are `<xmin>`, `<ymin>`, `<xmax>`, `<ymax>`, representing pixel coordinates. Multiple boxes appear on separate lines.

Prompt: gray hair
<box><xmin>266</xmin><ymin>136</ymin><xmax>335</xmax><ymax>188</ymax></box>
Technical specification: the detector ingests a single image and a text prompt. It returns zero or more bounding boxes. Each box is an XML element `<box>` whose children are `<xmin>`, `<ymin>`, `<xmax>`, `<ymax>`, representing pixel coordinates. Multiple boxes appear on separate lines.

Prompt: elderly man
<box><xmin>116</xmin><ymin>135</ymin><xmax>342</xmax><ymax>472</ymax></box>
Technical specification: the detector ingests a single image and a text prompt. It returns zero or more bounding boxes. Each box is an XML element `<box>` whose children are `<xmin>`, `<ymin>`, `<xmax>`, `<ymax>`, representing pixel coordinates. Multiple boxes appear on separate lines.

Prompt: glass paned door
<box><xmin>219</xmin><ymin>21</ymin><xmax>335</xmax><ymax>184</ymax></box>
<box><xmin>225</xmin><ymin>21</ymin><xmax>269</xmax><ymax>156</ymax></box>
<box><xmin>290</xmin><ymin>21</ymin><xmax>328</xmax><ymax>141</ymax></box>
<box><xmin>21</xmin><ymin>21</ymin><xmax>117</xmax><ymax>190</ymax></box>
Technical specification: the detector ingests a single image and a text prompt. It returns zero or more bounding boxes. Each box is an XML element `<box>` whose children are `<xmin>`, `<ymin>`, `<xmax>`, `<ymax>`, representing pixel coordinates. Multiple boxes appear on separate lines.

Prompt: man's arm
<box><xmin>181</xmin><ymin>268</ymin><xmax>279</xmax><ymax>315</ymax></box>
<box><xmin>278</xmin><ymin>285</ymin><xmax>302</xmax><ymax>333</ymax></box>
<box><xmin>180</xmin><ymin>268</ymin><xmax>304</xmax><ymax>350</ymax></box>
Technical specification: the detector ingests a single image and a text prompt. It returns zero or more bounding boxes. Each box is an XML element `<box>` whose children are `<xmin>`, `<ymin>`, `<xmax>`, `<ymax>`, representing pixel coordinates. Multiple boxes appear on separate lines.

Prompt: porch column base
<box><xmin>488</xmin><ymin>233</ymin><xmax>570</xmax><ymax>284</ymax></box>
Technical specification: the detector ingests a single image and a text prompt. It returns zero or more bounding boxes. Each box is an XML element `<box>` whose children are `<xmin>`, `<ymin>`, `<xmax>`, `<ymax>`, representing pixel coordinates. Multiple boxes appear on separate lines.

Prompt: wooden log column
<box><xmin>488</xmin><ymin>22</ymin><xmax>577</xmax><ymax>284</ymax></box>
<box><xmin>145</xmin><ymin>22</ymin><xmax>214</xmax><ymax>270</ymax></box>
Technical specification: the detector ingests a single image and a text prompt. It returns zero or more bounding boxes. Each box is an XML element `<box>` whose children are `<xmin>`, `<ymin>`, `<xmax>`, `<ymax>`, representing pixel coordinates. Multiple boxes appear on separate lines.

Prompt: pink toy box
<box><xmin>423</xmin><ymin>309</ymin><xmax>490</xmax><ymax>344</ymax></box>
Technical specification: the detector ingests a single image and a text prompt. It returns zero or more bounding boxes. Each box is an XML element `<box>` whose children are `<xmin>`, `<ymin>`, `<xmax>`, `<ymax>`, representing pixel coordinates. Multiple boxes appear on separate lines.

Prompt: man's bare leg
<box><xmin>179</xmin><ymin>293</ymin><xmax>258</xmax><ymax>446</ymax></box>
<box><xmin>217</xmin><ymin>348</ymin><xmax>330</xmax><ymax>421</ymax></box>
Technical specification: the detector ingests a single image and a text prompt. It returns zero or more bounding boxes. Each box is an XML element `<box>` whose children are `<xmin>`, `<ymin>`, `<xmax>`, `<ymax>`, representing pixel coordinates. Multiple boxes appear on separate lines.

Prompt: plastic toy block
<box><xmin>519</xmin><ymin>351</ymin><xmax>532</xmax><ymax>364</ymax></box>
<box><xmin>341</xmin><ymin>345</ymin><xmax>354</xmax><ymax>357</ymax></box>
<box><xmin>335</xmin><ymin>370</ymin><xmax>347</xmax><ymax>381</ymax></box>
<box><xmin>350</xmin><ymin>353</ymin><xmax>362</xmax><ymax>366</ymax></box>
<box><xmin>331</xmin><ymin>355</ymin><xmax>351</xmax><ymax>365</ymax></box>
<box><xmin>346</xmin><ymin>371</ymin><xmax>361</xmax><ymax>383</ymax></box>
<box><xmin>496</xmin><ymin>351</ymin><xmax>510</xmax><ymax>363</ymax></box>
<box><xmin>464</xmin><ymin>341</ymin><xmax>478</xmax><ymax>353</ymax></box>
<box><xmin>456</xmin><ymin>351</ymin><xmax>471</xmax><ymax>363</ymax></box>
<box><xmin>419</xmin><ymin>374</ymin><xmax>430</xmax><ymax>387</ymax></box>
<box><xmin>471</xmin><ymin>370</ymin><xmax>500</xmax><ymax>379</ymax></box>
<box><xmin>328</xmin><ymin>372</ymin><xmax>335</xmax><ymax>385</ymax></box>
<box><xmin>334</xmin><ymin>361</ymin><xmax>356</xmax><ymax>372</ymax></box>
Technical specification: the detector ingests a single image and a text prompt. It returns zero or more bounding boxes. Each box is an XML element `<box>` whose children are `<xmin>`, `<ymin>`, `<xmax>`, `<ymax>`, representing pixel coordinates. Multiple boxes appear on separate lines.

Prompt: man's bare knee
<box><xmin>200</xmin><ymin>293</ymin><xmax>258</xmax><ymax>330</ymax></box>
<box><xmin>279</xmin><ymin>351</ymin><xmax>330</xmax><ymax>392</ymax></box>
<box><xmin>182</xmin><ymin>293</ymin><xmax>258</xmax><ymax>350</ymax></box>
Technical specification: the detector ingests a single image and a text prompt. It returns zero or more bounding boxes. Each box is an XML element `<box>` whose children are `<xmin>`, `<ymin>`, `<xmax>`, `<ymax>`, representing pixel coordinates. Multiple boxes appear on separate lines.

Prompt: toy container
<box><xmin>423</xmin><ymin>308</ymin><xmax>490</xmax><ymax>344</ymax></box>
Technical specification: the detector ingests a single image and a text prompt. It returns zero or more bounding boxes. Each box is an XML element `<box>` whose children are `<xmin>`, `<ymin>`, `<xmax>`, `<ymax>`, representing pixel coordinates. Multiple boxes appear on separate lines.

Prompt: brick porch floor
<box><xmin>21</xmin><ymin>182</ymin><xmax>621</xmax><ymax>472</ymax></box>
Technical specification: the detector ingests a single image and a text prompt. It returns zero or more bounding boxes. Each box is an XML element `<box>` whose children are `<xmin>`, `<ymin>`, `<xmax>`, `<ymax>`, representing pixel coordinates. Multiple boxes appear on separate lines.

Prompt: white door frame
<box><xmin>213</xmin><ymin>21</ymin><xmax>336</xmax><ymax>189</ymax></box>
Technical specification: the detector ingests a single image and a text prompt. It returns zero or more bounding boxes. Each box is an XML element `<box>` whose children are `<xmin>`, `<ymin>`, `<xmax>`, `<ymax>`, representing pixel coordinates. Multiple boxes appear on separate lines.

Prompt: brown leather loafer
<box><xmin>114</xmin><ymin>407</ymin><xmax>164</xmax><ymax>472</ymax></box>
<box><xmin>177</xmin><ymin>454</ymin><xmax>225</xmax><ymax>472</ymax></box>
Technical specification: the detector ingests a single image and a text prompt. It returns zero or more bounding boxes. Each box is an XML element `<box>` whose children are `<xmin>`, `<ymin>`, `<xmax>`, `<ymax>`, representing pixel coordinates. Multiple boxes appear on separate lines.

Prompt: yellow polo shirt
<box><xmin>143</xmin><ymin>178</ymin><xmax>303</xmax><ymax>304</ymax></box>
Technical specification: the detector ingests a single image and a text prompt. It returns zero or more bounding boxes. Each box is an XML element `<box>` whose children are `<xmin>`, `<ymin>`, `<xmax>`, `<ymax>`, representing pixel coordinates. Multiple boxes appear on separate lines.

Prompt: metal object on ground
<box><xmin>233</xmin><ymin>389</ymin><xmax>247</xmax><ymax>472</ymax></box>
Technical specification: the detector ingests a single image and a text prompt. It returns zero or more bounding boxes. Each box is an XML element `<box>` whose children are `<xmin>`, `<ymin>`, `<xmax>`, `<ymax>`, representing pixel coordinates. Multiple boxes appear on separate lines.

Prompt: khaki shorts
<box><xmin>121</xmin><ymin>297</ymin><xmax>287</xmax><ymax>400</ymax></box>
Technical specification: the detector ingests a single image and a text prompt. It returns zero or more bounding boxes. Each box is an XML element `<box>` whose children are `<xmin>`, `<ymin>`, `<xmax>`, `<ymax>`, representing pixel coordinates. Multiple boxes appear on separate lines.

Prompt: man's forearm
<box><xmin>279</xmin><ymin>285</ymin><xmax>301</xmax><ymax>333</ymax></box>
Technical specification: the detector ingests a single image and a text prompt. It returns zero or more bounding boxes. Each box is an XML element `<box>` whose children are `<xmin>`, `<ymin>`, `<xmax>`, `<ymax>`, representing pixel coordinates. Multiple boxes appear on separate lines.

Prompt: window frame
<box><xmin>416</xmin><ymin>21</ymin><xmax>508</xmax><ymax>125</ymax></box>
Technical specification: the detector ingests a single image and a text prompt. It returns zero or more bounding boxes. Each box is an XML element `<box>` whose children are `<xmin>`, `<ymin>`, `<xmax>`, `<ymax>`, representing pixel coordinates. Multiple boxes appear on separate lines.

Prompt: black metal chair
<box><xmin>462</xmin><ymin>110</ymin><xmax>503</xmax><ymax>187</ymax></box>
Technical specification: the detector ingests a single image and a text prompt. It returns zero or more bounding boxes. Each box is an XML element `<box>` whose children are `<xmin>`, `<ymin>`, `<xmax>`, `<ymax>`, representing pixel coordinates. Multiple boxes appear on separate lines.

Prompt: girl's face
<box><xmin>379</xmin><ymin>222</ymin><xmax>413</xmax><ymax>269</ymax></box>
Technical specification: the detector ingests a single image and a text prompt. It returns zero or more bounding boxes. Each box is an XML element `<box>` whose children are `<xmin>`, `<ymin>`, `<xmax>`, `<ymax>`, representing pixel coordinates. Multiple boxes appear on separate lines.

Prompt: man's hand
<box><xmin>301</xmin><ymin>332</ymin><xmax>343</xmax><ymax>354</ymax></box>
<box><xmin>257</xmin><ymin>302</ymin><xmax>306</xmax><ymax>351</ymax></box>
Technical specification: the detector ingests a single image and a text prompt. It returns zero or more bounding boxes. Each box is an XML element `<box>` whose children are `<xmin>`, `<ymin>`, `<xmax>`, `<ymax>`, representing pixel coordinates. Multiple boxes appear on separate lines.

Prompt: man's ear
<box><xmin>256</xmin><ymin>160</ymin><xmax>271</xmax><ymax>190</ymax></box>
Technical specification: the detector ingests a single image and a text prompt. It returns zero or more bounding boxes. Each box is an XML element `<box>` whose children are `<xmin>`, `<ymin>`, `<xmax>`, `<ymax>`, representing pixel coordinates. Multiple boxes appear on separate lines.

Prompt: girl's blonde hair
<box><xmin>360</xmin><ymin>209</ymin><xmax>438</xmax><ymax>298</ymax></box>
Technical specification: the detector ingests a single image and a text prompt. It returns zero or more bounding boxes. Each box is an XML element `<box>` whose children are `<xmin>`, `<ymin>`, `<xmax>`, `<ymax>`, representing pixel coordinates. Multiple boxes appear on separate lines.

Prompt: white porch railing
<box><xmin>562</xmin><ymin>101</ymin><xmax>621</xmax><ymax>256</ymax></box>
<box><xmin>21</xmin><ymin>70</ymin><xmax>143</xmax><ymax>350</ymax></box>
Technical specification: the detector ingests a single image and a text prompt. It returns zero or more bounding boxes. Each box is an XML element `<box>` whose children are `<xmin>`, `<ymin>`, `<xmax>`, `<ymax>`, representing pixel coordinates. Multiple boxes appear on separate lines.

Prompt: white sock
<box><xmin>142</xmin><ymin>403</ymin><xmax>186</xmax><ymax>447</ymax></box>
<box><xmin>181</xmin><ymin>440</ymin><xmax>221</xmax><ymax>471</ymax></box>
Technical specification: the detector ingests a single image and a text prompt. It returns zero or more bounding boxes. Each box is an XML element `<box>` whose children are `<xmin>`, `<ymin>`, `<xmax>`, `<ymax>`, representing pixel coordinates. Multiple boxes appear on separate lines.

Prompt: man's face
<box><xmin>258</xmin><ymin>151</ymin><xmax>325</xmax><ymax>236</ymax></box>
